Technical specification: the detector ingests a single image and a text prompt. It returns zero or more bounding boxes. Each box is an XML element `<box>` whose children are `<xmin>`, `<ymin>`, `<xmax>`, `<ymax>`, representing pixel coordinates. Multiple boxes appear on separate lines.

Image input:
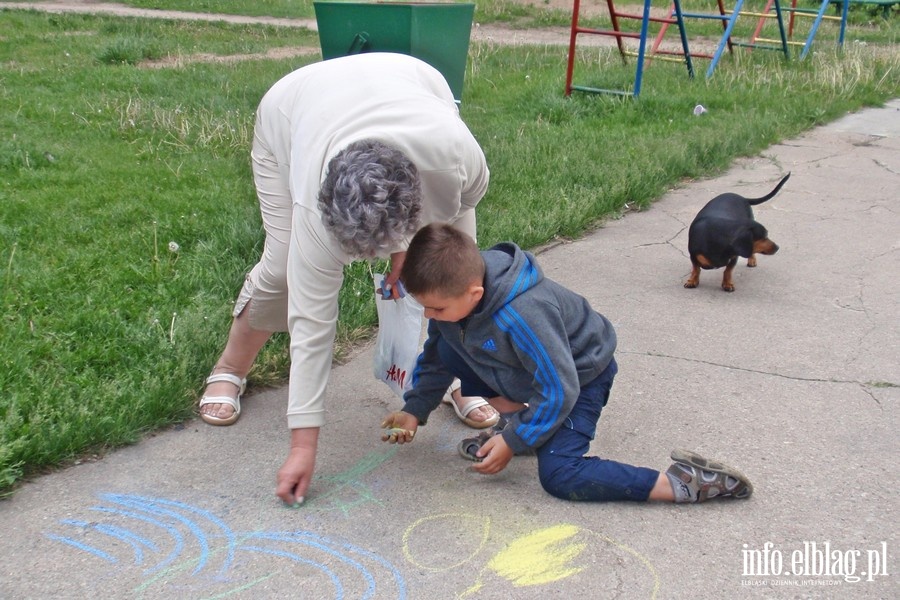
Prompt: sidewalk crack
<box><xmin>620</xmin><ymin>350</ymin><xmax>894</xmax><ymax>409</ymax></box>
<box><xmin>873</xmin><ymin>158</ymin><xmax>900</xmax><ymax>176</ymax></box>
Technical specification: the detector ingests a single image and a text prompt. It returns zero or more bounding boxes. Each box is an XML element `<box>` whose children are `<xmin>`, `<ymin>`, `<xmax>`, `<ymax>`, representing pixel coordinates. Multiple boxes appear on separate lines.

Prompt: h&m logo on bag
<box><xmin>384</xmin><ymin>364</ymin><xmax>408</xmax><ymax>389</ymax></box>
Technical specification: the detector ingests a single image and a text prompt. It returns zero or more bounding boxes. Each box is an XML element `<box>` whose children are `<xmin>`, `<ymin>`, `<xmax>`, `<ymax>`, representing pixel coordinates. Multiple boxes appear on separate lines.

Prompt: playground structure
<box><xmin>565</xmin><ymin>0</ymin><xmax>695</xmax><ymax>97</ymax></box>
<box><xmin>749</xmin><ymin>0</ymin><xmax>849</xmax><ymax>59</ymax></box>
<box><xmin>566</xmin><ymin>0</ymin><xmax>850</xmax><ymax>97</ymax></box>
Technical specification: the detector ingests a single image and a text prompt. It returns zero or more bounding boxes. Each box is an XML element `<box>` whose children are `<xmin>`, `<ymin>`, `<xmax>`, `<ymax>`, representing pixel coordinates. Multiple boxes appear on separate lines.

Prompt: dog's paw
<box><xmin>747</xmin><ymin>256</ymin><xmax>757</xmax><ymax>268</ymax></box>
<box><xmin>684</xmin><ymin>280</ymin><xmax>698</xmax><ymax>289</ymax></box>
<box><xmin>721</xmin><ymin>284</ymin><xmax>735</xmax><ymax>292</ymax></box>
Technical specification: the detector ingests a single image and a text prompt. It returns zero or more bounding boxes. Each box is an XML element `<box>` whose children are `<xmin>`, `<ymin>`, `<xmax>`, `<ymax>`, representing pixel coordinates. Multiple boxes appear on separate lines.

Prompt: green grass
<box><xmin>0</xmin><ymin>5</ymin><xmax>898</xmax><ymax>494</ymax></box>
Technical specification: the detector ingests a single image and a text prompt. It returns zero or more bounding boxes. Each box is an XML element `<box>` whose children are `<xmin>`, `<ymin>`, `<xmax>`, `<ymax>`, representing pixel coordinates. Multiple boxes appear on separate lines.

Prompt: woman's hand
<box><xmin>381</xmin><ymin>251</ymin><xmax>407</xmax><ymax>300</ymax></box>
<box><xmin>275</xmin><ymin>427</ymin><xmax>319</xmax><ymax>507</ymax></box>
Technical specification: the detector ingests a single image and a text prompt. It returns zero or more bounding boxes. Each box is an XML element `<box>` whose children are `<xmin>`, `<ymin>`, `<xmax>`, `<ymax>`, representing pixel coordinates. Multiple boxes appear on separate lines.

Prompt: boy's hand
<box><xmin>471</xmin><ymin>435</ymin><xmax>514</xmax><ymax>475</ymax></box>
<box><xmin>380</xmin><ymin>411</ymin><xmax>419</xmax><ymax>444</ymax></box>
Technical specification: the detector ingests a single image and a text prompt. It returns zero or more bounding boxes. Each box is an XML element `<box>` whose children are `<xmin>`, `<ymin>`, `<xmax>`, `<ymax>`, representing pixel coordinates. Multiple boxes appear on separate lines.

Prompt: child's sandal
<box><xmin>457</xmin><ymin>431</ymin><xmax>494</xmax><ymax>462</ymax></box>
<box><xmin>666</xmin><ymin>449</ymin><xmax>753</xmax><ymax>503</ymax></box>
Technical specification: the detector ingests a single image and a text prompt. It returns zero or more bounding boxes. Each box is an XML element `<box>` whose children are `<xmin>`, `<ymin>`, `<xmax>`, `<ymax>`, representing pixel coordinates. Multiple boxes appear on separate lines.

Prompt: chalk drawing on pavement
<box><xmin>303</xmin><ymin>446</ymin><xmax>399</xmax><ymax>515</ymax></box>
<box><xmin>45</xmin><ymin>493</ymin><xmax>407</xmax><ymax>599</ymax></box>
<box><xmin>46</xmin><ymin>491</ymin><xmax>660</xmax><ymax>599</ymax></box>
<box><xmin>456</xmin><ymin>523</ymin><xmax>660</xmax><ymax>599</ymax></box>
<box><xmin>401</xmin><ymin>513</ymin><xmax>491</xmax><ymax>571</ymax></box>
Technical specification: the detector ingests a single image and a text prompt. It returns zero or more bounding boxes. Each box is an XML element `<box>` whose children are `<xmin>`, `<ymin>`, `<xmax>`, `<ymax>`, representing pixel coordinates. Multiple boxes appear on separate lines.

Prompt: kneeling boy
<box><xmin>381</xmin><ymin>224</ymin><xmax>752</xmax><ymax>503</ymax></box>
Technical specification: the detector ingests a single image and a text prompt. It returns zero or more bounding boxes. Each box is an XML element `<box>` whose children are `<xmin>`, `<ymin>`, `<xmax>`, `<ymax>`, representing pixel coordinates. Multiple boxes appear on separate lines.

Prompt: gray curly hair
<box><xmin>318</xmin><ymin>139</ymin><xmax>422</xmax><ymax>257</ymax></box>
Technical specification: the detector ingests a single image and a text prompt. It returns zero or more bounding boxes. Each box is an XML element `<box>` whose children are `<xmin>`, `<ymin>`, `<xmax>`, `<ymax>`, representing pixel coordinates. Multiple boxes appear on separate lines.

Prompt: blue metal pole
<box><xmin>706</xmin><ymin>0</ymin><xmax>746</xmax><ymax>78</ymax></box>
<box><xmin>673</xmin><ymin>0</ymin><xmax>695</xmax><ymax>79</ymax></box>
<box><xmin>633</xmin><ymin>0</ymin><xmax>653</xmax><ymax>97</ymax></box>
<box><xmin>772</xmin><ymin>0</ymin><xmax>791</xmax><ymax>60</ymax></box>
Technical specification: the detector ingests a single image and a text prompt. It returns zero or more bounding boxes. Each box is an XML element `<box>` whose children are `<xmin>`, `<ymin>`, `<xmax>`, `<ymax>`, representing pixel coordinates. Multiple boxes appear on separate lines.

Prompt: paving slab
<box><xmin>1</xmin><ymin>103</ymin><xmax>897</xmax><ymax>599</ymax></box>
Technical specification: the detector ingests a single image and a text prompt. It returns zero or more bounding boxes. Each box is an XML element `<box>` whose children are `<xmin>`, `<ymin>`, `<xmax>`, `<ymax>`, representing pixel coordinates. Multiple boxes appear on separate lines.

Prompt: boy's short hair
<box><xmin>402</xmin><ymin>223</ymin><xmax>484</xmax><ymax>297</ymax></box>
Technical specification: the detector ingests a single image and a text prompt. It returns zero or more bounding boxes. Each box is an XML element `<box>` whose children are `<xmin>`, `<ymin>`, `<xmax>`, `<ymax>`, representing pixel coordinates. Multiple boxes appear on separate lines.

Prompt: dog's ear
<box><xmin>732</xmin><ymin>228</ymin><xmax>755</xmax><ymax>258</ymax></box>
<box><xmin>733</xmin><ymin>223</ymin><xmax>768</xmax><ymax>257</ymax></box>
<box><xmin>749</xmin><ymin>222</ymin><xmax>769</xmax><ymax>240</ymax></box>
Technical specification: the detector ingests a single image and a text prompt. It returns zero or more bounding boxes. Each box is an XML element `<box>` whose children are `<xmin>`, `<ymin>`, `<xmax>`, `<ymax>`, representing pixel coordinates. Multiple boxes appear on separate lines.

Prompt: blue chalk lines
<box><xmin>45</xmin><ymin>493</ymin><xmax>406</xmax><ymax>599</ymax></box>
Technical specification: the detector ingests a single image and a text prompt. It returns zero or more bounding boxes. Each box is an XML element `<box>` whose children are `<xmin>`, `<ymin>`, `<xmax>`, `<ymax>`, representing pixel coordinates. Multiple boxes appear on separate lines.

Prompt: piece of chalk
<box><xmin>385</xmin><ymin>427</ymin><xmax>414</xmax><ymax>438</ymax></box>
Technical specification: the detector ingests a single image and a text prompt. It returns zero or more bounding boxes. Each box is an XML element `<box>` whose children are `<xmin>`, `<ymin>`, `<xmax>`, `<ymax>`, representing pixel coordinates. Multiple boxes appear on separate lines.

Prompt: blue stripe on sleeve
<box><xmin>505</xmin><ymin>257</ymin><xmax>538</xmax><ymax>304</ymax></box>
<box><xmin>493</xmin><ymin>305</ymin><xmax>563</xmax><ymax>445</ymax></box>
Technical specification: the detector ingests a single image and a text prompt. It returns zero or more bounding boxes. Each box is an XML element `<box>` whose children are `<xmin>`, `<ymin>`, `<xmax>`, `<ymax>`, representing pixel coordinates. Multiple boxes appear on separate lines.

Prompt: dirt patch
<box><xmin>3</xmin><ymin>0</ymin><xmax>320</xmax><ymax>27</ymax></box>
<box><xmin>141</xmin><ymin>46</ymin><xmax>320</xmax><ymax>69</ymax></box>
<box><xmin>5</xmin><ymin>0</ymin><xmax>663</xmax><ymax>45</ymax></box>
<box><xmin>509</xmin><ymin>0</ymin><xmax>673</xmax><ymax>20</ymax></box>
<box><xmin>6</xmin><ymin>0</ymin><xmax>716</xmax><ymax>65</ymax></box>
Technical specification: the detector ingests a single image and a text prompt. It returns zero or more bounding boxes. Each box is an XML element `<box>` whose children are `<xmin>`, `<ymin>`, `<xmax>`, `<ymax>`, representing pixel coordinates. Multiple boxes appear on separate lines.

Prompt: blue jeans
<box><xmin>437</xmin><ymin>337</ymin><xmax>659</xmax><ymax>502</ymax></box>
<box><xmin>534</xmin><ymin>360</ymin><xmax>659</xmax><ymax>502</ymax></box>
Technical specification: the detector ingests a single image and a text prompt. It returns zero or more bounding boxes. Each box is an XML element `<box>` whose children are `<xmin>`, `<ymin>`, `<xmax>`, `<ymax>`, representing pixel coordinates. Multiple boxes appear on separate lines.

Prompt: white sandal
<box><xmin>442</xmin><ymin>379</ymin><xmax>500</xmax><ymax>429</ymax></box>
<box><xmin>199</xmin><ymin>373</ymin><xmax>246</xmax><ymax>426</ymax></box>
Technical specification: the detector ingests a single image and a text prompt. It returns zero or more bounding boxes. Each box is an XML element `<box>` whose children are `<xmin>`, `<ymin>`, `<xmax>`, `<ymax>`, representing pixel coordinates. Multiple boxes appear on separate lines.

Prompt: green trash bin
<box><xmin>313</xmin><ymin>1</ymin><xmax>475</xmax><ymax>102</ymax></box>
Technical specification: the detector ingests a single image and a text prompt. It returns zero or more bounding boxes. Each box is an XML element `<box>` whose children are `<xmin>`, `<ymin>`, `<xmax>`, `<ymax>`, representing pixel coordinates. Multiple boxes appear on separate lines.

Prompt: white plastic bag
<box><xmin>373</xmin><ymin>274</ymin><xmax>424</xmax><ymax>397</ymax></box>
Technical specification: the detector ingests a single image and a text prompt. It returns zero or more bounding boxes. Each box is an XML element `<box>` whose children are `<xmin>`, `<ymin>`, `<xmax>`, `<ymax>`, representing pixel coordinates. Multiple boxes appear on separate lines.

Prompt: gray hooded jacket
<box><xmin>401</xmin><ymin>242</ymin><xmax>616</xmax><ymax>454</ymax></box>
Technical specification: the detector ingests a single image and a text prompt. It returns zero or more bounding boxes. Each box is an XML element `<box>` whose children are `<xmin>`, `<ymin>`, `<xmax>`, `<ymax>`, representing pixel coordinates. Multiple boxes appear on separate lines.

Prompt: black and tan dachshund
<box><xmin>684</xmin><ymin>173</ymin><xmax>790</xmax><ymax>292</ymax></box>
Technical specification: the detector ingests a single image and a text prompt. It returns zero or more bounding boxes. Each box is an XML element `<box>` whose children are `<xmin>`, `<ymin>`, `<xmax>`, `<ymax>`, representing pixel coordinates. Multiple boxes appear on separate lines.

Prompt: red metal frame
<box><xmin>565</xmin><ymin>0</ymin><xmax>694</xmax><ymax>97</ymax></box>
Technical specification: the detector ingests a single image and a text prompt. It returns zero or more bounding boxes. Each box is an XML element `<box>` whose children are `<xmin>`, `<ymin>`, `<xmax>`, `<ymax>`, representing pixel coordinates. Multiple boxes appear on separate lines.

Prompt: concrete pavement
<box><xmin>1</xmin><ymin>101</ymin><xmax>897</xmax><ymax>599</ymax></box>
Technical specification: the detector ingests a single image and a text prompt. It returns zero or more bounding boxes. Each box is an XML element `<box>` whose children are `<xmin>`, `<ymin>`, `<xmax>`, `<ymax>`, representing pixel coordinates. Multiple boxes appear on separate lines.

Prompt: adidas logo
<box><xmin>482</xmin><ymin>339</ymin><xmax>497</xmax><ymax>351</ymax></box>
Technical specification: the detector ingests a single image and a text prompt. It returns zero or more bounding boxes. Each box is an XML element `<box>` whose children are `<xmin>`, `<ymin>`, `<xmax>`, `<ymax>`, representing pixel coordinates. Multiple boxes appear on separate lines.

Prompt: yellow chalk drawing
<box><xmin>458</xmin><ymin>524</ymin><xmax>660</xmax><ymax>599</ymax></box>
<box><xmin>487</xmin><ymin>523</ymin><xmax>586</xmax><ymax>585</ymax></box>
<box><xmin>459</xmin><ymin>524</ymin><xmax>585</xmax><ymax>597</ymax></box>
<box><xmin>402</xmin><ymin>513</ymin><xmax>491</xmax><ymax>572</ymax></box>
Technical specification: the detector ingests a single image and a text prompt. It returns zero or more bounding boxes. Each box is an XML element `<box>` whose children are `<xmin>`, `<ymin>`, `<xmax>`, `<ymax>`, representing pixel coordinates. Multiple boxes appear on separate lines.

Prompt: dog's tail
<box><xmin>747</xmin><ymin>172</ymin><xmax>791</xmax><ymax>205</ymax></box>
